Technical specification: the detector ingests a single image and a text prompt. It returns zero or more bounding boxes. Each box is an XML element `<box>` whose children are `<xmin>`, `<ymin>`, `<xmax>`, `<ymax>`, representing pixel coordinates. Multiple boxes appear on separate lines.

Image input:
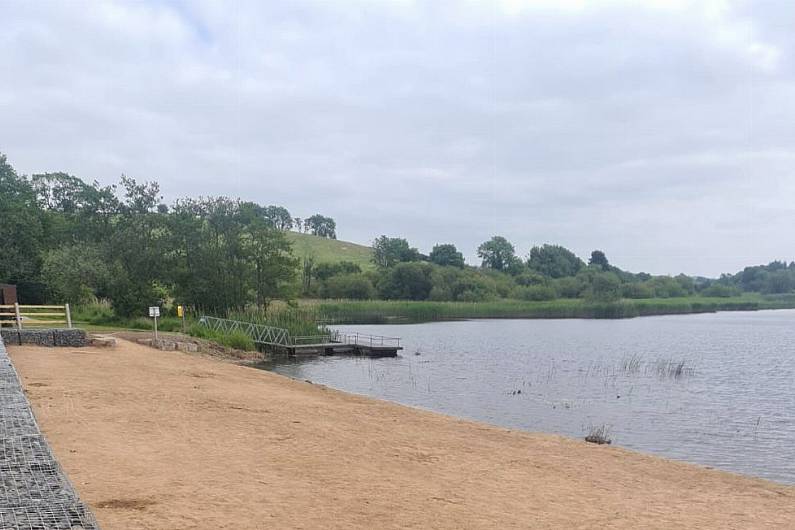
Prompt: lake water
<box><xmin>258</xmin><ymin>310</ymin><xmax>795</xmax><ymax>484</ymax></box>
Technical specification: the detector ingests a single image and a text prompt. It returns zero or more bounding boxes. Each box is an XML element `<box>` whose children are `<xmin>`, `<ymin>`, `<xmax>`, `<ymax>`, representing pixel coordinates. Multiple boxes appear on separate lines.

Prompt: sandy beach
<box><xmin>7</xmin><ymin>338</ymin><xmax>795</xmax><ymax>529</ymax></box>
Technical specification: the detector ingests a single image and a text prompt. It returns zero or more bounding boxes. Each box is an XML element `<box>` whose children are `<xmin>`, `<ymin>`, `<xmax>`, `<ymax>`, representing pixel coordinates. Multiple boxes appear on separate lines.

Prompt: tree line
<box><xmin>2</xmin><ymin>152</ymin><xmax>793</xmax><ymax>317</ymax></box>
<box><xmin>305</xmin><ymin>235</ymin><xmax>795</xmax><ymax>303</ymax></box>
<box><xmin>0</xmin><ymin>153</ymin><xmax>334</xmax><ymax>314</ymax></box>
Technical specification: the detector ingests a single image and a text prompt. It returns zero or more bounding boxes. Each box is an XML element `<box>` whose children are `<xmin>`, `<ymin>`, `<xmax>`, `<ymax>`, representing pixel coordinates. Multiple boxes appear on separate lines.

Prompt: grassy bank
<box><xmin>72</xmin><ymin>302</ymin><xmax>327</xmax><ymax>349</ymax></box>
<box><xmin>306</xmin><ymin>294</ymin><xmax>795</xmax><ymax>324</ymax></box>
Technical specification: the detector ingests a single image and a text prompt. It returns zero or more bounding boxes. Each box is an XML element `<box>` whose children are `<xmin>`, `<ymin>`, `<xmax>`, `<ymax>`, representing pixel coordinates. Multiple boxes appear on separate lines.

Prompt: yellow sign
<box><xmin>177</xmin><ymin>305</ymin><xmax>184</xmax><ymax>318</ymax></box>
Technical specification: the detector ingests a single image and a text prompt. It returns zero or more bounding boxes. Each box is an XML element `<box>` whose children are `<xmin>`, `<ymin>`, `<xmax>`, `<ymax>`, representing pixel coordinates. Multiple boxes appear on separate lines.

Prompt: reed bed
<box><xmin>304</xmin><ymin>295</ymin><xmax>786</xmax><ymax>324</ymax></box>
<box><xmin>227</xmin><ymin>305</ymin><xmax>328</xmax><ymax>337</ymax></box>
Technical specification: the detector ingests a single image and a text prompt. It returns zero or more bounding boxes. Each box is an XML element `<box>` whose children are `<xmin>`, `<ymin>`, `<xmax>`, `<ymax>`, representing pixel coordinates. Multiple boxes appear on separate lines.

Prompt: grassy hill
<box><xmin>286</xmin><ymin>231</ymin><xmax>374</xmax><ymax>270</ymax></box>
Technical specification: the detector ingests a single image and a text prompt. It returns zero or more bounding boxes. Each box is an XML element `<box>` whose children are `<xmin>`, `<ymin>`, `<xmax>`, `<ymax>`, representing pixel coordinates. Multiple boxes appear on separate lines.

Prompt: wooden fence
<box><xmin>0</xmin><ymin>304</ymin><xmax>72</xmax><ymax>329</ymax></box>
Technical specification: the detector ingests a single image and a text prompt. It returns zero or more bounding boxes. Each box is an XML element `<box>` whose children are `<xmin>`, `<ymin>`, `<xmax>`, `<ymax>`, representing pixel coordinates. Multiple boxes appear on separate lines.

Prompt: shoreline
<box><xmin>8</xmin><ymin>338</ymin><xmax>795</xmax><ymax>529</ymax></box>
<box><xmin>310</xmin><ymin>295</ymin><xmax>795</xmax><ymax>324</ymax></box>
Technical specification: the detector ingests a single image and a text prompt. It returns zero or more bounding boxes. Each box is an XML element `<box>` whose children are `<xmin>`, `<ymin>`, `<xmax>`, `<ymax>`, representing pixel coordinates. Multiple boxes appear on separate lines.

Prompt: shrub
<box><xmin>700</xmin><ymin>283</ymin><xmax>740</xmax><ymax>298</ymax></box>
<box><xmin>378</xmin><ymin>262</ymin><xmax>434</xmax><ymax>300</ymax></box>
<box><xmin>515</xmin><ymin>285</ymin><xmax>558</xmax><ymax>301</ymax></box>
<box><xmin>553</xmin><ymin>276</ymin><xmax>583</xmax><ymax>298</ymax></box>
<box><xmin>621</xmin><ymin>283</ymin><xmax>654</xmax><ymax>299</ymax></box>
<box><xmin>584</xmin><ymin>272</ymin><xmax>622</xmax><ymax>302</ymax></box>
<box><xmin>321</xmin><ymin>273</ymin><xmax>375</xmax><ymax>300</ymax></box>
<box><xmin>72</xmin><ymin>301</ymin><xmax>115</xmax><ymax>324</ymax></box>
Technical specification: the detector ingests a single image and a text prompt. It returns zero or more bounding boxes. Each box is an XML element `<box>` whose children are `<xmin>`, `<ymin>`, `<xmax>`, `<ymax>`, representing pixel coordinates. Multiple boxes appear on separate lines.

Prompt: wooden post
<box><xmin>13</xmin><ymin>303</ymin><xmax>21</xmax><ymax>329</ymax></box>
<box><xmin>65</xmin><ymin>303</ymin><xmax>72</xmax><ymax>329</ymax></box>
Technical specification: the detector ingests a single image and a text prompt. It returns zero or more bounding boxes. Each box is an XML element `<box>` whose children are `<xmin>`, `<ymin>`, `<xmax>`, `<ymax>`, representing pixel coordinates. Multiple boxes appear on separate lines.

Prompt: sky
<box><xmin>2</xmin><ymin>0</ymin><xmax>794</xmax><ymax>277</ymax></box>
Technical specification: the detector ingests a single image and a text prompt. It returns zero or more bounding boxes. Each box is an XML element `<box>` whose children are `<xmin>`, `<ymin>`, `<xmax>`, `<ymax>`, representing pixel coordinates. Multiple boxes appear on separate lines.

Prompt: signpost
<box><xmin>148</xmin><ymin>306</ymin><xmax>160</xmax><ymax>342</ymax></box>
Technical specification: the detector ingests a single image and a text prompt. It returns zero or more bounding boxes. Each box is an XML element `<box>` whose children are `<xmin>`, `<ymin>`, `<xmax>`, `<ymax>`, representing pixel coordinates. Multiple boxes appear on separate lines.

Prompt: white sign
<box><xmin>148</xmin><ymin>306</ymin><xmax>160</xmax><ymax>318</ymax></box>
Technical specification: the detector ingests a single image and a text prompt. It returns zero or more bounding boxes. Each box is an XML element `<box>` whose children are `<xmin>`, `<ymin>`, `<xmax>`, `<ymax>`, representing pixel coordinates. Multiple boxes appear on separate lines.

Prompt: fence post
<box><xmin>65</xmin><ymin>303</ymin><xmax>72</xmax><ymax>329</ymax></box>
<box><xmin>14</xmin><ymin>303</ymin><xmax>22</xmax><ymax>329</ymax></box>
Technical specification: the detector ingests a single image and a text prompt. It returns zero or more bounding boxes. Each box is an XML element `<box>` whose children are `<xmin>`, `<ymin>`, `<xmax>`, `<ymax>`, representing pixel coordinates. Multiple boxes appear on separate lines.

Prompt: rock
<box><xmin>176</xmin><ymin>341</ymin><xmax>198</xmax><ymax>353</ymax></box>
<box><xmin>89</xmin><ymin>337</ymin><xmax>116</xmax><ymax>348</ymax></box>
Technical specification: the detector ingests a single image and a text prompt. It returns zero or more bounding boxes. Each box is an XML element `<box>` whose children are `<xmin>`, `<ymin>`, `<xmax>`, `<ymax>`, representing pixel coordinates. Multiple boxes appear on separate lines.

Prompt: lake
<box><xmin>258</xmin><ymin>310</ymin><xmax>795</xmax><ymax>484</ymax></box>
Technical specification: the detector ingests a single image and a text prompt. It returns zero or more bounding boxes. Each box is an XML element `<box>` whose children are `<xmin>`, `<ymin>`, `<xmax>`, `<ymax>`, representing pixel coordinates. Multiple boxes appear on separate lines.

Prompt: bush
<box><xmin>378</xmin><ymin>262</ymin><xmax>434</xmax><ymax>300</ymax></box>
<box><xmin>700</xmin><ymin>284</ymin><xmax>741</xmax><ymax>298</ymax></box>
<box><xmin>553</xmin><ymin>277</ymin><xmax>583</xmax><ymax>298</ymax></box>
<box><xmin>223</xmin><ymin>330</ymin><xmax>256</xmax><ymax>351</ymax></box>
<box><xmin>321</xmin><ymin>273</ymin><xmax>375</xmax><ymax>300</ymax></box>
<box><xmin>72</xmin><ymin>301</ymin><xmax>116</xmax><ymax>324</ymax></box>
<box><xmin>621</xmin><ymin>283</ymin><xmax>654</xmax><ymax>299</ymax></box>
<box><xmin>514</xmin><ymin>285</ymin><xmax>558</xmax><ymax>301</ymax></box>
<box><xmin>584</xmin><ymin>272</ymin><xmax>621</xmax><ymax>302</ymax></box>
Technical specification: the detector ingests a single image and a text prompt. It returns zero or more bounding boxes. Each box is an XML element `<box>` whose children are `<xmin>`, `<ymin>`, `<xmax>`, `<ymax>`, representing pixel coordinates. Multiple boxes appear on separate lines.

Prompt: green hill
<box><xmin>286</xmin><ymin>232</ymin><xmax>374</xmax><ymax>270</ymax></box>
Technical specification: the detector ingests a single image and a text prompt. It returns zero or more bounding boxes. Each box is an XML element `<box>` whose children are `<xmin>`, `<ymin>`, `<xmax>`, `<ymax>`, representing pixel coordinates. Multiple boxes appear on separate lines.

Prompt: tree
<box><xmin>372</xmin><ymin>236</ymin><xmax>420</xmax><ymax>268</ymax></box>
<box><xmin>586</xmin><ymin>272</ymin><xmax>621</xmax><ymax>302</ymax></box>
<box><xmin>477</xmin><ymin>236</ymin><xmax>516</xmax><ymax>271</ymax></box>
<box><xmin>263</xmin><ymin>205</ymin><xmax>293</xmax><ymax>230</ymax></box>
<box><xmin>321</xmin><ymin>273</ymin><xmax>375</xmax><ymax>299</ymax></box>
<box><xmin>589</xmin><ymin>250</ymin><xmax>609</xmax><ymax>270</ymax></box>
<box><xmin>527</xmin><ymin>244</ymin><xmax>584</xmax><ymax>278</ymax></box>
<box><xmin>244</xmin><ymin>221</ymin><xmax>297</xmax><ymax>309</ymax></box>
<box><xmin>41</xmin><ymin>244</ymin><xmax>111</xmax><ymax>303</ymax></box>
<box><xmin>305</xmin><ymin>214</ymin><xmax>336</xmax><ymax>238</ymax></box>
<box><xmin>0</xmin><ymin>154</ymin><xmax>44</xmax><ymax>286</ymax></box>
<box><xmin>429</xmin><ymin>244</ymin><xmax>465</xmax><ymax>268</ymax></box>
<box><xmin>378</xmin><ymin>262</ymin><xmax>434</xmax><ymax>300</ymax></box>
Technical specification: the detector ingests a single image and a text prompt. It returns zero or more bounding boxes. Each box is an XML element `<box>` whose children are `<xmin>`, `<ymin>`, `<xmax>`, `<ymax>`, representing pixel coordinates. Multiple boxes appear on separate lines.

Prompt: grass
<box><xmin>286</xmin><ymin>231</ymin><xmax>374</xmax><ymax>270</ymax></box>
<box><xmin>228</xmin><ymin>305</ymin><xmax>328</xmax><ymax>338</ymax></box>
<box><xmin>187</xmin><ymin>323</ymin><xmax>256</xmax><ymax>351</ymax></box>
<box><xmin>304</xmin><ymin>293</ymin><xmax>795</xmax><ymax>324</ymax></box>
<box><xmin>72</xmin><ymin>302</ymin><xmax>186</xmax><ymax>332</ymax></box>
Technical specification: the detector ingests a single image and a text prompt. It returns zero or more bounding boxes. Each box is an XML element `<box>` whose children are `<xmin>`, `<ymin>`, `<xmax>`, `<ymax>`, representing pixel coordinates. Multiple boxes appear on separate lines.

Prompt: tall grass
<box><xmin>227</xmin><ymin>304</ymin><xmax>327</xmax><ymax>337</ymax></box>
<box><xmin>305</xmin><ymin>294</ymin><xmax>792</xmax><ymax>324</ymax></box>
<box><xmin>73</xmin><ymin>301</ymin><xmax>183</xmax><ymax>331</ymax></box>
<box><xmin>187</xmin><ymin>323</ymin><xmax>255</xmax><ymax>351</ymax></box>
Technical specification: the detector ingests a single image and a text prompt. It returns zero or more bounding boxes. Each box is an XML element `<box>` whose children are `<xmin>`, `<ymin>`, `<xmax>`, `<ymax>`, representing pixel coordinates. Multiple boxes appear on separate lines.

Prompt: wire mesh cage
<box><xmin>0</xmin><ymin>502</ymin><xmax>99</xmax><ymax>530</ymax></box>
<box><xmin>0</xmin><ymin>335</ymin><xmax>101</xmax><ymax>529</ymax></box>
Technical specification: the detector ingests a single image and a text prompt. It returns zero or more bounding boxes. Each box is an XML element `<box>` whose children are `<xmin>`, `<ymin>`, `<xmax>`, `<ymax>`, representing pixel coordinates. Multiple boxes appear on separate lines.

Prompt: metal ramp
<box><xmin>198</xmin><ymin>316</ymin><xmax>402</xmax><ymax>357</ymax></box>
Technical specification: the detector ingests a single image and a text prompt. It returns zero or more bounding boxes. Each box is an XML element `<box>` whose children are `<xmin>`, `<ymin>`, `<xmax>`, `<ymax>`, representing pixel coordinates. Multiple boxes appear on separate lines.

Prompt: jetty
<box><xmin>199</xmin><ymin>316</ymin><xmax>402</xmax><ymax>357</ymax></box>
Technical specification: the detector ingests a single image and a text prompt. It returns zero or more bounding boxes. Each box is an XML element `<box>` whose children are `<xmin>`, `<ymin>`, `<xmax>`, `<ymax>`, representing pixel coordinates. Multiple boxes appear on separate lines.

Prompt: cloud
<box><xmin>1</xmin><ymin>0</ymin><xmax>794</xmax><ymax>276</ymax></box>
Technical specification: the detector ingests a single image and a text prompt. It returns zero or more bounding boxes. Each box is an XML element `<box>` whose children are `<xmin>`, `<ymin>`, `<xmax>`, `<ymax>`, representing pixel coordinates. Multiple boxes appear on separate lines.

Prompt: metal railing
<box><xmin>334</xmin><ymin>331</ymin><xmax>401</xmax><ymax>348</ymax></box>
<box><xmin>198</xmin><ymin>316</ymin><xmax>401</xmax><ymax>349</ymax></box>
<box><xmin>0</xmin><ymin>304</ymin><xmax>72</xmax><ymax>329</ymax></box>
<box><xmin>199</xmin><ymin>316</ymin><xmax>291</xmax><ymax>346</ymax></box>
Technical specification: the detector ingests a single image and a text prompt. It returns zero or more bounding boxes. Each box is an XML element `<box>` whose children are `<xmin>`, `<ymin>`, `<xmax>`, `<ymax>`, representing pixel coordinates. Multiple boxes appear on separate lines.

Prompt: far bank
<box><xmin>306</xmin><ymin>293</ymin><xmax>795</xmax><ymax>324</ymax></box>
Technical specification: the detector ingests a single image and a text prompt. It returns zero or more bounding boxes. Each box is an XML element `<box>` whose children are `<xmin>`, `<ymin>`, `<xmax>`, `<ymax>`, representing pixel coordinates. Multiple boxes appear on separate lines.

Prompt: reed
<box><xmin>584</xmin><ymin>424</ymin><xmax>612</xmax><ymax>445</ymax></box>
<box><xmin>227</xmin><ymin>305</ymin><xmax>327</xmax><ymax>337</ymax></box>
<box><xmin>304</xmin><ymin>294</ymin><xmax>790</xmax><ymax>324</ymax></box>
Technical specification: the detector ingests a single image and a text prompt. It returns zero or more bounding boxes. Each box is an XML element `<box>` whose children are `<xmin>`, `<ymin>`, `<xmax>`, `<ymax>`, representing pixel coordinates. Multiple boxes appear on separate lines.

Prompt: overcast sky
<box><xmin>2</xmin><ymin>0</ymin><xmax>794</xmax><ymax>277</ymax></box>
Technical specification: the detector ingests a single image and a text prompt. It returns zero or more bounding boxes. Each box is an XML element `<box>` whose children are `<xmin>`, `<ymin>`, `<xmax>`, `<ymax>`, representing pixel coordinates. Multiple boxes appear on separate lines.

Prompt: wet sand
<box><xmin>8</xmin><ymin>339</ymin><xmax>795</xmax><ymax>529</ymax></box>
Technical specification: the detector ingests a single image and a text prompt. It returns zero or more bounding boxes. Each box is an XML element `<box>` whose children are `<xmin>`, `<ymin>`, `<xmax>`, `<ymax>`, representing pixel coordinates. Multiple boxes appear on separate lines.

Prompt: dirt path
<box><xmin>7</xmin><ymin>339</ymin><xmax>795</xmax><ymax>529</ymax></box>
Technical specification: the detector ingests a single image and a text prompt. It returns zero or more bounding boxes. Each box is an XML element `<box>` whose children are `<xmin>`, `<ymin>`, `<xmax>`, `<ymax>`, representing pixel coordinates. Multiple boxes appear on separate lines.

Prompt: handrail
<box><xmin>332</xmin><ymin>331</ymin><xmax>401</xmax><ymax>348</ymax></box>
<box><xmin>198</xmin><ymin>316</ymin><xmax>400</xmax><ymax>349</ymax></box>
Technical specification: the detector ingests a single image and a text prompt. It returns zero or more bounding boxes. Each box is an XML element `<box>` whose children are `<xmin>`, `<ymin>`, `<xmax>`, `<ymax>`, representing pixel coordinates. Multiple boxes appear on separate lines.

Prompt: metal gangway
<box><xmin>198</xmin><ymin>316</ymin><xmax>401</xmax><ymax>356</ymax></box>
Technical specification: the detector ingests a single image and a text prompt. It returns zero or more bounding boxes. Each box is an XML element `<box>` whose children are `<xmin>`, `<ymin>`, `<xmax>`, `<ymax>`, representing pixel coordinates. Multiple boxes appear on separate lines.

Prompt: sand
<box><xmin>7</xmin><ymin>339</ymin><xmax>795</xmax><ymax>529</ymax></box>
